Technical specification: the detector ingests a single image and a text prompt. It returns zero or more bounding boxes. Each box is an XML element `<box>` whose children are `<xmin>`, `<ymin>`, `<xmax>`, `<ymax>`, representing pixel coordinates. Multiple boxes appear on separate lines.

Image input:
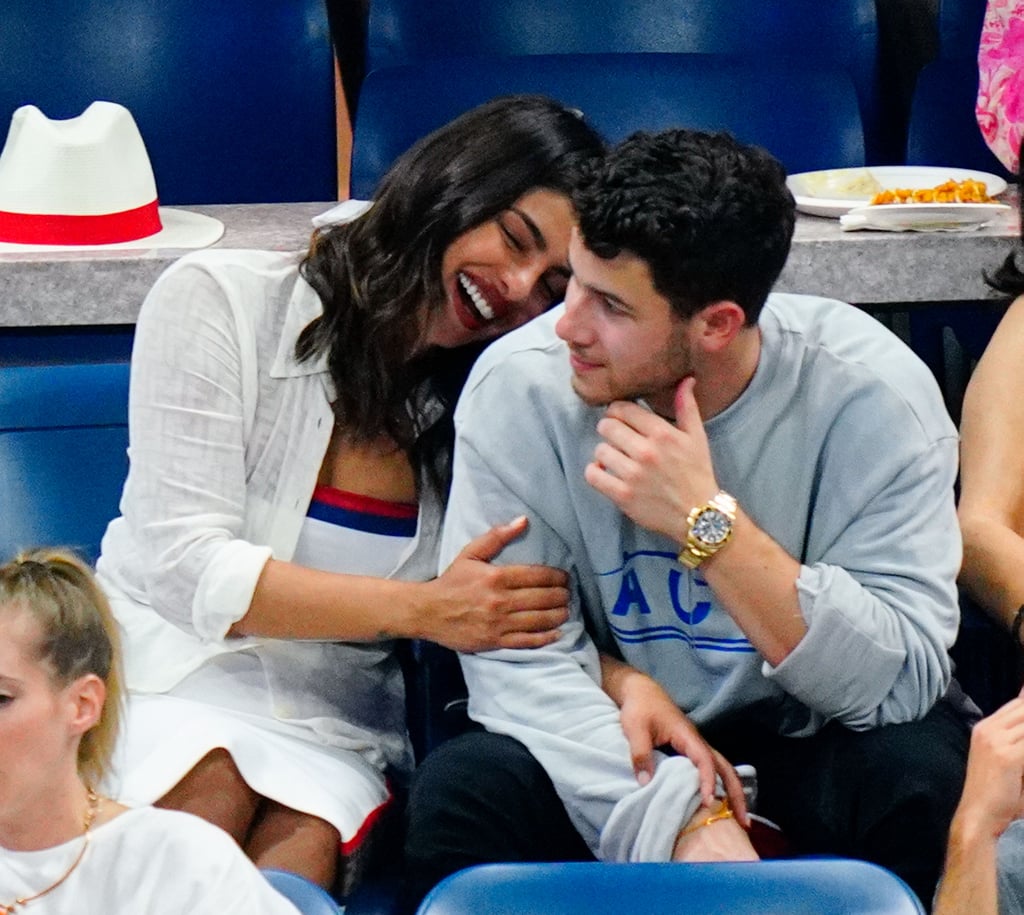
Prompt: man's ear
<box><xmin>694</xmin><ymin>300</ymin><xmax>746</xmax><ymax>352</ymax></box>
<box><xmin>66</xmin><ymin>673</ymin><xmax>105</xmax><ymax>737</ymax></box>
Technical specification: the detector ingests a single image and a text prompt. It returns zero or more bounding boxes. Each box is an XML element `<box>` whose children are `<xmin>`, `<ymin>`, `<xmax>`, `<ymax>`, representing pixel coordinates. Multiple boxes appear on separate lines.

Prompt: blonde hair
<box><xmin>0</xmin><ymin>549</ymin><xmax>123</xmax><ymax>786</ymax></box>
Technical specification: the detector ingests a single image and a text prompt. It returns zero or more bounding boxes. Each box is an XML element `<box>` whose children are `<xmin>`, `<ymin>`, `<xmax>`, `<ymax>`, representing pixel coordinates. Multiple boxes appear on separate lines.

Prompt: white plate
<box><xmin>787</xmin><ymin>166</ymin><xmax>1009</xmax><ymax>218</ymax></box>
<box><xmin>838</xmin><ymin>202</ymin><xmax>1012</xmax><ymax>232</ymax></box>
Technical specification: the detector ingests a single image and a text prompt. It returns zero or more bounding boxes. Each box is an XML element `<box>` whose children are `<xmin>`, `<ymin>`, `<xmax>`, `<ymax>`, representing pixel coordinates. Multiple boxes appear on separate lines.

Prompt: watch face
<box><xmin>693</xmin><ymin>508</ymin><xmax>731</xmax><ymax>545</ymax></box>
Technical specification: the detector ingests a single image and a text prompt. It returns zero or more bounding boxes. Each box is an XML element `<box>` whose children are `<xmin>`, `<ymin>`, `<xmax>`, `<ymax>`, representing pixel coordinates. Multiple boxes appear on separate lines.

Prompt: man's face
<box><xmin>555</xmin><ymin>229</ymin><xmax>695</xmax><ymax>414</ymax></box>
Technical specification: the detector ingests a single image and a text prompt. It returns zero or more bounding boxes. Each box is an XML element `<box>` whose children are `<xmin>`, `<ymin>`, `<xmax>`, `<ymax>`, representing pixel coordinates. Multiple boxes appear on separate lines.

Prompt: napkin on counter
<box><xmin>839</xmin><ymin>203</ymin><xmax>1011</xmax><ymax>233</ymax></box>
<box><xmin>840</xmin><ymin>217</ymin><xmax>983</xmax><ymax>232</ymax></box>
<box><xmin>312</xmin><ymin>199</ymin><xmax>373</xmax><ymax>228</ymax></box>
<box><xmin>839</xmin><ymin>212</ymin><xmax>982</xmax><ymax>232</ymax></box>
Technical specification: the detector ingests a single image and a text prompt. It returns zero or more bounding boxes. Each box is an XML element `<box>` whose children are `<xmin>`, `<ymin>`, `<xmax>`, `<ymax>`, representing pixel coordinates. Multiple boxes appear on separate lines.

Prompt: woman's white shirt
<box><xmin>0</xmin><ymin>806</ymin><xmax>301</xmax><ymax>914</ymax></box>
<box><xmin>96</xmin><ymin>250</ymin><xmax>443</xmax><ymax>694</ymax></box>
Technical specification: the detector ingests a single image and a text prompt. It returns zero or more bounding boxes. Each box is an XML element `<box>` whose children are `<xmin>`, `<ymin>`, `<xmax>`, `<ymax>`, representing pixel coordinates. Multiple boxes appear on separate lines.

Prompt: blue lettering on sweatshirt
<box><xmin>601</xmin><ymin>550</ymin><xmax>755</xmax><ymax>653</ymax></box>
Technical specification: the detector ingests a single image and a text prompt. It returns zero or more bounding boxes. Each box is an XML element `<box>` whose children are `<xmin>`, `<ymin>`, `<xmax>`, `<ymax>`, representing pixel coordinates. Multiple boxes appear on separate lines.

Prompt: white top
<box><xmin>291</xmin><ymin>486</ymin><xmax>419</xmax><ymax>579</ymax></box>
<box><xmin>442</xmin><ymin>295</ymin><xmax>962</xmax><ymax>862</ymax></box>
<box><xmin>96</xmin><ymin>249</ymin><xmax>445</xmax><ymax>772</ymax></box>
<box><xmin>0</xmin><ymin>806</ymin><xmax>300</xmax><ymax>914</ymax></box>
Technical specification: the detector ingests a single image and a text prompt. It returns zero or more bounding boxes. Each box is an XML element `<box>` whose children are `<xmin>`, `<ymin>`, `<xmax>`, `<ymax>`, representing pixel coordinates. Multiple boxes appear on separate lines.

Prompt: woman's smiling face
<box><xmin>420</xmin><ymin>187</ymin><xmax>577</xmax><ymax>350</ymax></box>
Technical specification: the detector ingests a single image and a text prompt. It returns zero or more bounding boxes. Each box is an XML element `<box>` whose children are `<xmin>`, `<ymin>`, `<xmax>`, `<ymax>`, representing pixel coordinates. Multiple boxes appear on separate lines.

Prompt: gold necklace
<box><xmin>0</xmin><ymin>787</ymin><xmax>100</xmax><ymax>914</ymax></box>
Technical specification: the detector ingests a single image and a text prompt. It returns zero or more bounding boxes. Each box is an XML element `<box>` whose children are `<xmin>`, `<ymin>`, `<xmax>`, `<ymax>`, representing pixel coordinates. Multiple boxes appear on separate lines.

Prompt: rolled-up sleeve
<box><xmin>124</xmin><ymin>258</ymin><xmax>271</xmax><ymax>639</ymax></box>
<box><xmin>764</xmin><ymin>434</ymin><xmax>961</xmax><ymax>729</ymax></box>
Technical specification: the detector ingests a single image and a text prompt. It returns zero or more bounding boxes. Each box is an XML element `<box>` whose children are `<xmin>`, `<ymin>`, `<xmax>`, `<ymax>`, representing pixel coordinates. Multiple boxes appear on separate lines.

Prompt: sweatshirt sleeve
<box><xmin>441</xmin><ymin>371</ymin><xmax>702</xmax><ymax>861</ymax></box>
<box><xmin>761</xmin><ymin>406</ymin><xmax>962</xmax><ymax>730</ymax></box>
<box><xmin>121</xmin><ymin>256</ymin><xmax>272</xmax><ymax>640</ymax></box>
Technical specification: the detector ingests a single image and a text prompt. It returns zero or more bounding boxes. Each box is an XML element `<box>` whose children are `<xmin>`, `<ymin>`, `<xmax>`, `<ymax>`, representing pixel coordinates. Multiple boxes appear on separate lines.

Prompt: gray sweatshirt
<box><xmin>1000</xmin><ymin>820</ymin><xmax>1024</xmax><ymax>914</ymax></box>
<box><xmin>440</xmin><ymin>293</ymin><xmax>961</xmax><ymax>863</ymax></box>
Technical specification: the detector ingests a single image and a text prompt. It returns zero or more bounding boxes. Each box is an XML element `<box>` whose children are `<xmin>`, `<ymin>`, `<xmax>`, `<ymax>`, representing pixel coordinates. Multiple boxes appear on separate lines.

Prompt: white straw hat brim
<box><xmin>0</xmin><ymin>206</ymin><xmax>224</xmax><ymax>253</ymax></box>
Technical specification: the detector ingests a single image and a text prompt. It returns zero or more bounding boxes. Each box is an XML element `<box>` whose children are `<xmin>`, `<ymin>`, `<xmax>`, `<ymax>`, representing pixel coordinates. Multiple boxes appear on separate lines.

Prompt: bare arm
<box><xmin>933</xmin><ymin>693</ymin><xmax>1024</xmax><ymax>915</ymax></box>
<box><xmin>934</xmin><ymin>819</ymin><xmax>1000</xmax><ymax>915</ymax></box>
<box><xmin>230</xmin><ymin>516</ymin><xmax>570</xmax><ymax>650</ymax></box>
<box><xmin>958</xmin><ymin>294</ymin><xmax>1024</xmax><ymax>634</ymax></box>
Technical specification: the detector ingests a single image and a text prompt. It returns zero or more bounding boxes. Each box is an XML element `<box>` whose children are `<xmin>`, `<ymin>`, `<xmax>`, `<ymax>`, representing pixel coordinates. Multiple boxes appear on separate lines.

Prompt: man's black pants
<box><xmin>401</xmin><ymin>699</ymin><xmax>969</xmax><ymax>911</ymax></box>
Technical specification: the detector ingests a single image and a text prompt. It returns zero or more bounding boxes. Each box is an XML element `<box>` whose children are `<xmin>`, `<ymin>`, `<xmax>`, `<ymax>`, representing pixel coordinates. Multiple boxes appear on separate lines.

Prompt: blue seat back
<box><xmin>905</xmin><ymin>58</ymin><xmax>1012</xmax><ymax>178</ymax></box>
<box><xmin>938</xmin><ymin>0</ymin><xmax>988</xmax><ymax>59</ymax></box>
<box><xmin>416</xmin><ymin>861</ymin><xmax>925</xmax><ymax>915</ymax></box>
<box><xmin>0</xmin><ymin>0</ymin><xmax>337</xmax><ymax>204</ymax></box>
<box><xmin>366</xmin><ymin>0</ymin><xmax>876</xmax><ymax>66</ymax></box>
<box><xmin>351</xmin><ymin>53</ymin><xmax>864</xmax><ymax>198</ymax></box>
<box><xmin>261</xmin><ymin>869</ymin><xmax>341</xmax><ymax>914</ymax></box>
<box><xmin>905</xmin><ymin>0</ymin><xmax>1008</xmax><ymax>175</ymax></box>
<box><xmin>364</xmin><ymin>0</ymin><xmax>882</xmax><ymax>161</ymax></box>
<box><xmin>0</xmin><ymin>362</ymin><xmax>130</xmax><ymax>564</ymax></box>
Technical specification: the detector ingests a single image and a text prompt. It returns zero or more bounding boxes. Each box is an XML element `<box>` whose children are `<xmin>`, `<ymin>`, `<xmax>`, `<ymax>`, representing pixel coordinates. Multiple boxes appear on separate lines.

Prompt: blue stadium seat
<box><xmin>0</xmin><ymin>362</ymin><xmax>129</xmax><ymax>564</ymax></box>
<box><xmin>365</xmin><ymin>0</ymin><xmax>877</xmax><ymax>70</ymax></box>
<box><xmin>364</xmin><ymin>0</ymin><xmax>883</xmax><ymax>164</ymax></box>
<box><xmin>905</xmin><ymin>0</ymin><xmax>1009</xmax><ymax>176</ymax></box>
<box><xmin>262</xmin><ymin>869</ymin><xmax>342</xmax><ymax>914</ymax></box>
<box><xmin>905</xmin><ymin>58</ymin><xmax>1012</xmax><ymax>178</ymax></box>
<box><xmin>0</xmin><ymin>0</ymin><xmax>337</xmax><ymax>204</ymax></box>
<box><xmin>416</xmin><ymin>860</ymin><xmax>925</xmax><ymax>915</ymax></box>
<box><xmin>937</xmin><ymin>0</ymin><xmax>988</xmax><ymax>59</ymax></box>
<box><xmin>351</xmin><ymin>53</ymin><xmax>864</xmax><ymax>198</ymax></box>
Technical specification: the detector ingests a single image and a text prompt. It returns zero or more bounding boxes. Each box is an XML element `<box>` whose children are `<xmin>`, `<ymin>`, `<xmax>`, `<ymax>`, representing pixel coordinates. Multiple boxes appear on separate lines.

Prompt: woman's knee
<box><xmin>247</xmin><ymin>801</ymin><xmax>340</xmax><ymax>889</ymax></box>
<box><xmin>155</xmin><ymin>747</ymin><xmax>260</xmax><ymax>843</ymax></box>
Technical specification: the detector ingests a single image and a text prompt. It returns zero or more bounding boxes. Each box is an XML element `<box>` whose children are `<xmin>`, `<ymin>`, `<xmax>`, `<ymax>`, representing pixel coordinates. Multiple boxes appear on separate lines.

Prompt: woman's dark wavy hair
<box><xmin>574</xmin><ymin>129</ymin><xmax>794</xmax><ymax>325</ymax></box>
<box><xmin>985</xmin><ymin>138</ymin><xmax>1024</xmax><ymax>297</ymax></box>
<box><xmin>297</xmin><ymin>95</ymin><xmax>604</xmax><ymax>497</ymax></box>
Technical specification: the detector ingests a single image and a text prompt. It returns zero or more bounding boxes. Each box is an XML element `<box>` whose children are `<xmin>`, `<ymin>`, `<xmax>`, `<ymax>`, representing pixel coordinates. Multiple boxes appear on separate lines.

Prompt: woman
<box><xmin>0</xmin><ymin>550</ymin><xmax>300</xmax><ymax>913</ymax></box>
<box><xmin>957</xmin><ymin>140</ymin><xmax>1024</xmax><ymax>641</ymax></box>
<box><xmin>96</xmin><ymin>94</ymin><xmax>604</xmax><ymax>893</ymax></box>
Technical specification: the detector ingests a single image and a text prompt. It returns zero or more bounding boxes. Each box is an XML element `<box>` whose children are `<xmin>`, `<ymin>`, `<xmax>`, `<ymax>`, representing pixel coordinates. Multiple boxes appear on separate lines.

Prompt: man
<box><xmin>404</xmin><ymin>129</ymin><xmax>970</xmax><ymax>907</ymax></box>
<box><xmin>935</xmin><ymin>690</ymin><xmax>1024</xmax><ymax>915</ymax></box>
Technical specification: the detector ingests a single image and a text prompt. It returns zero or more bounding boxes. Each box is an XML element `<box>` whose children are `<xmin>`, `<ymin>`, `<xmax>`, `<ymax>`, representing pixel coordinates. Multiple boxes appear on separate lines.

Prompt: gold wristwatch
<box><xmin>677</xmin><ymin>491</ymin><xmax>737</xmax><ymax>569</ymax></box>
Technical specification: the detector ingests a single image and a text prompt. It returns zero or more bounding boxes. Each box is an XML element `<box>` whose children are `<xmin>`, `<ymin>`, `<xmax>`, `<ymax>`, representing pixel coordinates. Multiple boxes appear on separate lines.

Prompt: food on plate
<box><xmin>869</xmin><ymin>178</ymin><xmax>996</xmax><ymax>205</ymax></box>
<box><xmin>798</xmin><ymin>167</ymin><xmax>883</xmax><ymax>199</ymax></box>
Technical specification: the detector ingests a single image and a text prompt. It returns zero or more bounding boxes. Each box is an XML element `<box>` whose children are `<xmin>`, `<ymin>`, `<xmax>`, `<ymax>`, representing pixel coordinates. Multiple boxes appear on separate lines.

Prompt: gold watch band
<box><xmin>677</xmin><ymin>491</ymin><xmax>737</xmax><ymax>570</ymax></box>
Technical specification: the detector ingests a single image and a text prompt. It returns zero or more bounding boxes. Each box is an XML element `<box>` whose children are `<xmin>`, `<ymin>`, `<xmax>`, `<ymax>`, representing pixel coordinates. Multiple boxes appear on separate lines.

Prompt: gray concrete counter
<box><xmin>0</xmin><ymin>198</ymin><xmax>1019</xmax><ymax>328</ymax></box>
<box><xmin>0</xmin><ymin>203</ymin><xmax>327</xmax><ymax>328</ymax></box>
<box><xmin>782</xmin><ymin>194</ymin><xmax>1019</xmax><ymax>306</ymax></box>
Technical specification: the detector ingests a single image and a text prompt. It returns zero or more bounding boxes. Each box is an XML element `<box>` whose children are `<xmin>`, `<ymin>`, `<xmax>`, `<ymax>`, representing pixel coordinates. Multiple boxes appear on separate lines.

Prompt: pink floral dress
<box><xmin>977</xmin><ymin>0</ymin><xmax>1024</xmax><ymax>172</ymax></box>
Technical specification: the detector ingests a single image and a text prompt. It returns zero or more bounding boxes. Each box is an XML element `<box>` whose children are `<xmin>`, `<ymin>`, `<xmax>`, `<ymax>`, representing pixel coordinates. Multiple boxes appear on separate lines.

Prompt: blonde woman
<box><xmin>0</xmin><ymin>550</ymin><xmax>299</xmax><ymax>914</ymax></box>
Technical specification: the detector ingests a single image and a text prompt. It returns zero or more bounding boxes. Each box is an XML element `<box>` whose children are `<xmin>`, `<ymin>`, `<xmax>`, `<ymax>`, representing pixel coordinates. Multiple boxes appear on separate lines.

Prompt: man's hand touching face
<box><xmin>584</xmin><ymin>377</ymin><xmax>721</xmax><ymax>545</ymax></box>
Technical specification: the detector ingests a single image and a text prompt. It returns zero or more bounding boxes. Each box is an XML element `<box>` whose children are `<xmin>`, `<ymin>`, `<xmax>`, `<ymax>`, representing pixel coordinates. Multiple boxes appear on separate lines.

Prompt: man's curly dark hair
<box><xmin>573</xmin><ymin>129</ymin><xmax>795</xmax><ymax>325</ymax></box>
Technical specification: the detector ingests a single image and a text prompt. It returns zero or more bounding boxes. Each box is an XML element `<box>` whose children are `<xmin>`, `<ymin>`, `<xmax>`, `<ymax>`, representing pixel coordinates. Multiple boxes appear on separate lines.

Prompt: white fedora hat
<box><xmin>0</xmin><ymin>101</ymin><xmax>224</xmax><ymax>251</ymax></box>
